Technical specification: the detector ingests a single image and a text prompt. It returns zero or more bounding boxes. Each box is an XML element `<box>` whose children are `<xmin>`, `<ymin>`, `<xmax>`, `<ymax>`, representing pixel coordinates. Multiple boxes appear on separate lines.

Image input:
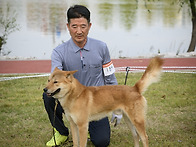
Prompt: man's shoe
<box><xmin>46</xmin><ymin>129</ymin><xmax>68</xmax><ymax>146</ymax></box>
<box><xmin>87</xmin><ymin>132</ymin><xmax>91</xmax><ymax>141</ymax></box>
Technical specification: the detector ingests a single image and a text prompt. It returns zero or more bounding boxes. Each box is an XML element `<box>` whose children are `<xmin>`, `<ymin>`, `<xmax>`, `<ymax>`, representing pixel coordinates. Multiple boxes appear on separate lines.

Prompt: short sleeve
<box><xmin>51</xmin><ymin>49</ymin><xmax>63</xmax><ymax>72</ymax></box>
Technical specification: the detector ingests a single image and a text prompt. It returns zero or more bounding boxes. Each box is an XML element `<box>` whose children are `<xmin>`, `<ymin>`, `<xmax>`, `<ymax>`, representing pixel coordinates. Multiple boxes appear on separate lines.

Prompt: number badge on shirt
<box><xmin>103</xmin><ymin>61</ymin><xmax>115</xmax><ymax>76</ymax></box>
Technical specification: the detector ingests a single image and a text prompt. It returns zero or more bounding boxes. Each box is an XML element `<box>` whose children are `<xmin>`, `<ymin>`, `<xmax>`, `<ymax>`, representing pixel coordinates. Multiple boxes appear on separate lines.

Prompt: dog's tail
<box><xmin>134</xmin><ymin>57</ymin><xmax>163</xmax><ymax>94</ymax></box>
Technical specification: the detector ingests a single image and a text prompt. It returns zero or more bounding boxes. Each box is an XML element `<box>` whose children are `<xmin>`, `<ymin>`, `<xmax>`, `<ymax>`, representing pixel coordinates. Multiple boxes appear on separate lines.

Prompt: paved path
<box><xmin>0</xmin><ymin>58</ymin><xmax>196</xmax><ymax>74</ymax></box>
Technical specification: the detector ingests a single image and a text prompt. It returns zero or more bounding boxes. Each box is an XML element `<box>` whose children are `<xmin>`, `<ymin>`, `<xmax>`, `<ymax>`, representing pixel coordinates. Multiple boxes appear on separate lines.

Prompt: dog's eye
<box><xmin>54</xmin><ymin>81</ymin><xmax>58</xmax><ymax>84</ymax></box>
<box><xmin>48</xmin><ymin>80</ymin><xmax>50</xmax><ymax>82</ymax></box>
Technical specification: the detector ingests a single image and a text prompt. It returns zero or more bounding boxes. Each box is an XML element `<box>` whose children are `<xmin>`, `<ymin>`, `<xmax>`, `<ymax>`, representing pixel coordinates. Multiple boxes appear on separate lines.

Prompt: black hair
<box><xmin>67</xmin><ymin>5</ymin><xmax>90</xmax><ymax>23</ymax></box>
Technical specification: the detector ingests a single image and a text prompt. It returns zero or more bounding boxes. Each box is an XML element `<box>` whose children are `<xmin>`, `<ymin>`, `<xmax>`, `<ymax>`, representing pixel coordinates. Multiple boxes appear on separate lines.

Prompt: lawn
<box><xmin>0</xmin><ymin>72</ymin><xmax>195</xmax><ymax>147</ymax></box>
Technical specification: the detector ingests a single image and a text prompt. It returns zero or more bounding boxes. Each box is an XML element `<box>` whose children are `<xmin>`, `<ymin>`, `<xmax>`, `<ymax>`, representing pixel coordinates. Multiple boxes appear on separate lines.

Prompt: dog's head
<box><xmin>43</xmin><ymin>67</ymin><xmax>77</xmax><ymax>99</ymax></box>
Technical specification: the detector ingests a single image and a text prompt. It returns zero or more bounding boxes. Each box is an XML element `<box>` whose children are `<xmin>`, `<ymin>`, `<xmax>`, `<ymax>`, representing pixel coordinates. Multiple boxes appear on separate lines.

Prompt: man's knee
<box><xmin>89</xmin><ymin>118</ymin><xmax>110</xmax><ymax>147</ymax></box>
<box><xmin>91</xmin><ymin>135</ymin><xmax>110</xmax><ymax>147</ymax></box>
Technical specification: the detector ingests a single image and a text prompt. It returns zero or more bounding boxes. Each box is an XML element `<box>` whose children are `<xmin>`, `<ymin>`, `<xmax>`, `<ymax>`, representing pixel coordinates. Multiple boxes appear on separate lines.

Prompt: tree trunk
<box><xmin>187</xmin><ymin>0</ymin><xmax>196</xmax><ymax>52</ymax></box>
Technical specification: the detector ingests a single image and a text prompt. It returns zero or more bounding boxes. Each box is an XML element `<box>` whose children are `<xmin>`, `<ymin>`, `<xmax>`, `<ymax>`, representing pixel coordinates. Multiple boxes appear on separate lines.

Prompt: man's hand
<box><xmin>111</xmin><ymin>110</ymin><xmax>123</xmax><ymax>127</ymax></box>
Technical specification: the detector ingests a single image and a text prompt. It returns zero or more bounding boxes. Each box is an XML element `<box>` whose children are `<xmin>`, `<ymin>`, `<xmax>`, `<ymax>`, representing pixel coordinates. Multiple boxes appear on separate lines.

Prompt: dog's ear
<box><xmin>65</xmin><ymin>70</ymin><xmax>78</xmax><ymax>82</ymax></box>
<box><xmin>70</xmin><ymin>70</ymin><xmax>78</xmax><ymax>74</ymax></box>
<box><xmin>54</xmin><ymin>67</ymin><xmax>60</xmax><ymax>72</ymax></box>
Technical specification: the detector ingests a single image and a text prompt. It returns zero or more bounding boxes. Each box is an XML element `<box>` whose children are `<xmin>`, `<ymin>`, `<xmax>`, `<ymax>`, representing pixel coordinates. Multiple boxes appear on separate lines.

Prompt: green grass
<box><xmin>0</xmin><ymin>72</ymin><xmax>195</xmax><ymax>147</ymax></box>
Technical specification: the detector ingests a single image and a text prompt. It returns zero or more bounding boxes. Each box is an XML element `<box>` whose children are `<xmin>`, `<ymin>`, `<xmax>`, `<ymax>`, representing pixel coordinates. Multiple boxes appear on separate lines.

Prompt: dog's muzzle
<box><xmin>43</xmin><ymin>88</ymin><xmax>61</xmax><ymax>97</ymax></box>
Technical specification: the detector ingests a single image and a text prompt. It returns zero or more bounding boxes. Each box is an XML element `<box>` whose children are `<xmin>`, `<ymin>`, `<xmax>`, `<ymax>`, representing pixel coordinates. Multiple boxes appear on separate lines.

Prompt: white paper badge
<box><xmin>103</xmin><ymin>61</ymin><xmax>115</xmax><ymax>76</ymax></box>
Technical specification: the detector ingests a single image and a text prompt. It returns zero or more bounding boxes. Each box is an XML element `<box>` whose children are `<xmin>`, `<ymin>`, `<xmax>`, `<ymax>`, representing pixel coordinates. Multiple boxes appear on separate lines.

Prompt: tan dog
<box><xmin>44</xmin><ymin>57</ymin><xmax>163</xmax><ymax>147</ymax></box>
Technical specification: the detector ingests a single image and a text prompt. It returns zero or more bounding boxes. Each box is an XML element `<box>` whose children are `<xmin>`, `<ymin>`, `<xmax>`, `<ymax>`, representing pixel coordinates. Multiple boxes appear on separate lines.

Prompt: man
<box><xmin>43</xmin><ymin>5</ymin><xmax>120</xmax><ymax>147</ymax></box>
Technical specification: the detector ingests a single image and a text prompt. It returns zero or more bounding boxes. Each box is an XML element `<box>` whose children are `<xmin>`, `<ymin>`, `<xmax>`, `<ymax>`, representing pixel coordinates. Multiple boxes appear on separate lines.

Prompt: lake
<box><xmin>0</xmin><ymin>0</ymin><xmax>193</xmax><ymax>59</ymax></box>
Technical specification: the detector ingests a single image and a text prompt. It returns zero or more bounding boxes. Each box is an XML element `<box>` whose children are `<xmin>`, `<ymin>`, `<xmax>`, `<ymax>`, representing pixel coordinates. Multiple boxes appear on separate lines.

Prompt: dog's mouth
<box><xmin>48</xmin><ymin>88</ymin><xmax>61</xmax><ymax>97</ymax></box>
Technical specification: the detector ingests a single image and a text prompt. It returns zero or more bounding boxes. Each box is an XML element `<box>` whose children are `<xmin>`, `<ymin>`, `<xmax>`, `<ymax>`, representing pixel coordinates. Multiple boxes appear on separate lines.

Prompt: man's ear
<box><xmin>89</xmin><ymin>23</ymin><xmax>92</xmax><ymax>28</ymax></box>
<box><xmin>67</xmin><ymin>23</ymin><xmax>70</xmax><ymax>31</ymax></box>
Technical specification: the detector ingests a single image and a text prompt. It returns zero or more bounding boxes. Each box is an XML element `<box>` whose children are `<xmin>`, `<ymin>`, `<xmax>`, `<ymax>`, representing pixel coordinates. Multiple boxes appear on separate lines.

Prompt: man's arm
<box><xmin>104</xmin><ymin>73</ymin><xmax>118</xmax><ymax>85</ymax></box>
<box><xmin>51</xmin><ymin>49</ymin><xmax>63</xmax><ymax>72</ymax></box>
<box><xmin>102</xmin><ymin>43</ymin><xmax>123</xmax><ymax>126</ymax></box>
<box><xmin>102</xmin><ymin>44</ymin><xmax>118</xmax><ymax>85</ymax></box>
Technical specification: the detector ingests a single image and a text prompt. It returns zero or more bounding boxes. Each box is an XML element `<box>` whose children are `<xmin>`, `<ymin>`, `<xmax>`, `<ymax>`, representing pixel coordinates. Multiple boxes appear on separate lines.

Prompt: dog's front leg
<box><xmin>69</xmin><ymin>117</ymin><xmax>79</xmax><ymax>147</ymax></box>
<box><xmin>78</xmin><ymin>122</ymin><xmax>88</xmax><ymax>147</ymax></box>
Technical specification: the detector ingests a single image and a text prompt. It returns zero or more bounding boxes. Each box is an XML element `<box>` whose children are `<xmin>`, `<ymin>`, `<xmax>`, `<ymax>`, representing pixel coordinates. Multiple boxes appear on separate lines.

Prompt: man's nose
<box><xmin>76</xmin><ymin>27</ymin><xmax>82</xmax><ymax>34</ymax></box>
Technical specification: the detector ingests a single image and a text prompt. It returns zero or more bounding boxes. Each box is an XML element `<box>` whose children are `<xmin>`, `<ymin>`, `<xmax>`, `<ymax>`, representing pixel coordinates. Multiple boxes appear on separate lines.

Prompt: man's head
<box><xmin>67</xmin><ymin>5</ymin><xmax>90</xmax><ymax>24</ymax></box>
<box><xmin>67</xmin><ymin>5</ymin><xmax>92</xmax><ymax>48</ymax></box>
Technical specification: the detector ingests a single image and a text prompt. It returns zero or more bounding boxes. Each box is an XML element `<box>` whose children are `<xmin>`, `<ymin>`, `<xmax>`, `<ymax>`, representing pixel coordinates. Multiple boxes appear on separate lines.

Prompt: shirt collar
<box><xmin>70</xmin><ymin>37</ymin><xmax>90</xmax><ymax>53</ymax></box>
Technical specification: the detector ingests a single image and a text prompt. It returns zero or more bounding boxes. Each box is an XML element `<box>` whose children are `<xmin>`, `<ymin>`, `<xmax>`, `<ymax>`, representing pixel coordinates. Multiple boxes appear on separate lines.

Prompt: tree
<box><xmin>145</xmin><ymin>0</ymin><xmax>195</xmax><ymax>52</ymax></box>
<box><xmin>0</xmin><ymin>4</ymin><xmax>20</xmax><ymax>55</ymax></box>
<box><xmin>187</xmin><ymin>0</ymin><xmax>196</xmax><ymax>52</ymax></box>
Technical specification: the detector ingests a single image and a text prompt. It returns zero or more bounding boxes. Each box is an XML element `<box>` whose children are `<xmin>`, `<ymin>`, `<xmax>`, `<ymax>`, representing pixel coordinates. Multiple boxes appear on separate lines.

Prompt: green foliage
<box><xmin>0</xmin><ymin>73</ymin><xmax>195</xmax><ymax>146</ymax></box>
<box><xmin>0</xmin><ymin>4</ymin><xmax>20</xmax><ymax>55</ymax></box>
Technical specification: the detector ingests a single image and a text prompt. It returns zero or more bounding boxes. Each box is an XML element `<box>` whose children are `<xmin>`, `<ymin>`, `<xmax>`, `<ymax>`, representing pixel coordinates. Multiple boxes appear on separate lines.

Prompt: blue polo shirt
<box><xmin>51</xmin><ymin>37</ymin><xmax>117</xmax><ymax>86</ymax></box>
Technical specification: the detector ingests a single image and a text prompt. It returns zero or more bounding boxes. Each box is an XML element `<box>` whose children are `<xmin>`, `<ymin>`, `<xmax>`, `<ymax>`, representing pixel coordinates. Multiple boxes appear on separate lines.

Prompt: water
<box><xmin>0</xmin><ymin>0</ymin><xmax>193</xmax><ymax>59</ymax></box>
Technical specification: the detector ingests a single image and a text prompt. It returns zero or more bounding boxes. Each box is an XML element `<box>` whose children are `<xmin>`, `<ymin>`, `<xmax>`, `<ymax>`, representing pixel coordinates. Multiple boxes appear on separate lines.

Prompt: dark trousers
<box><xmin>43</xmin><ymin>93</ymin><xmax>110</xmax><ymax>147</ymax></box>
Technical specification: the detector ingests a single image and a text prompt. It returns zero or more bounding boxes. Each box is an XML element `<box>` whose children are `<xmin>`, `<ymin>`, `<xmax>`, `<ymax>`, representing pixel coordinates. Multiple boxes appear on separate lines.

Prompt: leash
<box><xmin>124</xmin><ymin>67</ymin><xmax>130</xmax><ymax>85</ymax></box>
<box><xmin>53</xmin><ymin>99</ymin><xmax>72</xmax><ymax>146</ymax></box>
<box><xmin>53</xmin><ymin>99</ymin><xmax>58</xmax><ymax>147</ymax></box>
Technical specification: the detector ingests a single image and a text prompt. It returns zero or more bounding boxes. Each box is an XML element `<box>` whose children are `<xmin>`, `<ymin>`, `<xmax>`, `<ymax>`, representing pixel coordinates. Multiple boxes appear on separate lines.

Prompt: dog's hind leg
<box><xmin>123</xmin><ymin>113</ymin><xmax>140</xmax><ymax>147</ymax></box>
<box><xmin>125</xmin><ymin>110</ymin><xmax>148</xmax><ymax>147</ymax></box>
<box><xmin>133</xmin><ymin>120</ymin><xmax>148</xmax><ymax>147</ymax></box>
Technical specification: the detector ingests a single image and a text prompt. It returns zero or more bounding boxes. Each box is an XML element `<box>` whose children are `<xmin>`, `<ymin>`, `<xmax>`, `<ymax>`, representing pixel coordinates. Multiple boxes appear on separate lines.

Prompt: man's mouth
<box><xmin>76</xmin><ymin>35</ymin><xmax>83</xmax><ymax>38</ymax></box>
<box><xmin>48</xmin><ymin>88</ymin><xmax>61</xmax><ymax>97</ymax></box>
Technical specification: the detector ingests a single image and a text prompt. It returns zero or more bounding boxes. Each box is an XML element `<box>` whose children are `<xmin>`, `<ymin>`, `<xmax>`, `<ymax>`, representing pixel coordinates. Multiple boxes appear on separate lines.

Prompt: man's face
<box><xmin>67</xmin><ymin>17</ymin><xmax>91</xmax><ymax>47</ymax></box>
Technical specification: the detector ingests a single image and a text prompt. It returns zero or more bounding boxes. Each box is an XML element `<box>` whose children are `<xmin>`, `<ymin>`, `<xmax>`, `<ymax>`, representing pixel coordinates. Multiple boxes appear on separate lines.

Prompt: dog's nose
<box><xmin>43</xmin><ymin>88</ymin><xmax>48</xmax><ymax>92</ymax></box>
